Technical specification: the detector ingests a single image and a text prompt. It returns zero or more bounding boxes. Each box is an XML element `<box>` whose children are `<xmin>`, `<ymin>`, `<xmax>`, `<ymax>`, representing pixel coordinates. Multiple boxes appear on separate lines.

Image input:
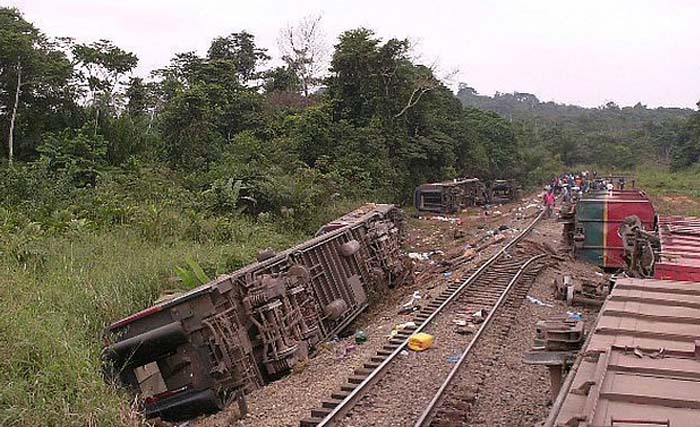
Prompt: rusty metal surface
<box><xmin>414</xmin><ymin>178</ymin><xmax>488</xmax><ymax>214</ymax></box>
<box><xmin>655</xmin><ymin>215</ymin><xmax>700</xmax><ymax>282</ymax></box>
<box><xmin>551</xmin><ymin>277</ymin><xmax>700</xmax><ymax>427</ymax></box>
<box><xmin>102</xmin><ymin>203</ymin><xmax>413</xmax><ymax>421</ymax></box>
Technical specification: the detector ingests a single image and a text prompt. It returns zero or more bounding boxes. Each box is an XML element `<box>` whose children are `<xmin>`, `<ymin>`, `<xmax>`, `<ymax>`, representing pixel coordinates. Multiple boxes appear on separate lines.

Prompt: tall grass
<box><xmin>634</xmin><ymin>165</ymin><xmax>700</xmax><ymax>216</ymax></box>
<box><xmin>0</xmin><ymin>220</ymin><xmax>307</xmax><ymax>426</ymax></box>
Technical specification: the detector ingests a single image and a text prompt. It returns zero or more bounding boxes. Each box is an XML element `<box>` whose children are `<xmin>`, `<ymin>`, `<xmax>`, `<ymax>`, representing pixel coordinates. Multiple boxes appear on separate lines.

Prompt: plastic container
<box><xmin>408</xmin><ymin>333</ymin><xmax>434</xmax><ymax>351</ymax></box>
<box><xmin>354</xmin><ymin>330</ymin><xmax>368</xmax><ymax>344</ymax></box>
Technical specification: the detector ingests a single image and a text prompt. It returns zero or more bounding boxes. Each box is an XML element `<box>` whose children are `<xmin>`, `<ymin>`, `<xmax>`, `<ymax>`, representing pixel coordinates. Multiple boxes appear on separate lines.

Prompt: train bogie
<box><xmin>103</xmin><ymin>204</ymin><xmax>412</xmax><ymax>420</ymax></box>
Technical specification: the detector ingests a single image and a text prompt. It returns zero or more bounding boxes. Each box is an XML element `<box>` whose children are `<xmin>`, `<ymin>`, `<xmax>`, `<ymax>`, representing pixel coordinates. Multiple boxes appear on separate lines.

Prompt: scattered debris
<box><xmin>399</xmin><ymin>291</ymin><xmax>422</xmax><ymax>314</ymax></box>
<box><xmin>354</xmin><ymin>330</ymin><xmax>368</xmax><ymax>344</ymax></box>
<box><xmin>524</xmin><ymin>315</ymin><xmax>586</xmax><ymax>401</ymax></box>
<box><xmin>335</xmin><ymin>343</ymin><xmax>357</xmax><ymax>360</ymax></box>
<box><xmin>418</xmin><ymin>215</ymin><xmax>463</xmax><ymax>225</ymax></box>
<box><xmin>455</xmin><ymin>324</ymin><xmax>477</xmax><ymax>335</ymax></box>
<box><xmin>526</xmin><ymin>295</ymin><xmax>553</xmax><ymax>307</ymax></box>
<box><xmin>566</xmin><ymin>312</ymin><xmax>583</xmax><ymax>321</ymax></box>
<box><xmin>388</xmin><ymin>321</ymin><xmax>417</xmax><ymax>339</ymax></box>
<box><xmin>554</xmin><ymin>273</ymin><xmax>609</xmax><ymax>306</ymax></box>
<box><xmin>472</xmin><ymin>308</ymin><xmax>488</xmax><ymax>323</ymax></box>
<box><xmin>408</xmin><ymin>250</ymin><xmax>443</xmax><ymax>261</ymax></box>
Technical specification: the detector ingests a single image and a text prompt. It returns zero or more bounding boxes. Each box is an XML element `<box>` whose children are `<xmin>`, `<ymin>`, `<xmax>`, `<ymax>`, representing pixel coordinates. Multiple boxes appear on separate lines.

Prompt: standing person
<box><xmin>543</xmin><ymin>190</ymin><xmax>556</xmax><ymax>218</ymax></box>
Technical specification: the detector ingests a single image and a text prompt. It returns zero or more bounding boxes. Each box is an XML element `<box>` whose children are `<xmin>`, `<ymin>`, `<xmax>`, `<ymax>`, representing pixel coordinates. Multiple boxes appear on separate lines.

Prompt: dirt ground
<box><xmin>184</xmin><ymin>198</ymin><xmax>604</xmax><ymax>427</ymax></box>
<box><xmin>652</xmin><ymin>194</ymin><xmax>700</xmax><ymax>216</ymax></box>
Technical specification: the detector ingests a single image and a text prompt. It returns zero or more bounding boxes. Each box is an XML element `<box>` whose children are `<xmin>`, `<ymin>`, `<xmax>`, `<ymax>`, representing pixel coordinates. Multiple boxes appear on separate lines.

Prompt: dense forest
<box><xmin>458</xmin><ymin>85</ymin><xmax>700</xmax><ymax>169</ymax></box>
<box><xmin>1</xmin><ymin>6</ymin><xmax>700</xmax><ymax>426</ymax></box>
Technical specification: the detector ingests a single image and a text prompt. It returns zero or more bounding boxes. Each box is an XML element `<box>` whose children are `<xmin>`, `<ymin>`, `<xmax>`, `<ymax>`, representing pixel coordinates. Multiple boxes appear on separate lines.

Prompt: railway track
<box><xmin>300</xmin><ymin>211</ymin><xmax>550</xmax><ymax>427</ymax></box>
<box><xmin>414</xmin><ymin>253</ymin><xmax>547</xmax><ymax>427</ymax></box>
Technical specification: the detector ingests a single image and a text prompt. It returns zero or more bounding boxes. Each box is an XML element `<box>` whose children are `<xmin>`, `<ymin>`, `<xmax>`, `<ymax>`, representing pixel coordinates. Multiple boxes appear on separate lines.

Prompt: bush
<box><xmin>37</xmin><ymin>128</ymin><xmax>109</xmax><ymax>187</ymax></box>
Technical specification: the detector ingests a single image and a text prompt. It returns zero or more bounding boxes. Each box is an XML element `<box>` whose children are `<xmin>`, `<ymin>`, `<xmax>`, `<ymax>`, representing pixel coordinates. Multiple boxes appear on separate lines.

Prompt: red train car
<box><xmin>654</xmin><ymin>215</ymin><xmax>700</xmax><ymax>281</ymax></box>
<box><xmin>574</xmin><ymin>190</ymin><xmax>656</xmax><ymax>268</ymax></box>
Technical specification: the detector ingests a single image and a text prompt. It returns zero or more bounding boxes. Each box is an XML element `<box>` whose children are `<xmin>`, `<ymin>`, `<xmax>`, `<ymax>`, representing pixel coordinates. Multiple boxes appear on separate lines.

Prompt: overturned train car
<box><xmin>414</xmin><ymin>178</ymin><xmax>489</xmax><ymax>214</ymax></box>
<box><xmin>102</xmin><ymin>204</ymin><xmax>412</xmax><ymax>420</ymax></box>
<box><xmin>569</xmin><ymin>189</ymin><xmax>657</xmax><ymax>269</ymax></box>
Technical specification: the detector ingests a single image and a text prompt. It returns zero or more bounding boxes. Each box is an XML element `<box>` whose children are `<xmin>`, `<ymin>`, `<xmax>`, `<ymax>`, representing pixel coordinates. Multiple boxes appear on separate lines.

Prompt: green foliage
<box><xmin>0</xmin><ymin>7</ymin><xmax>79</xmax><ymax>161</ymax></box>
<box><xmin>672</xmin><ymin>107</ymin><xmax>700</xmax><ymax>169</ymax></box>
<box><xmin>37</xmin><ymin>128</ymin><xmax>108</xmax><ymax>186</ymax></box>
<box><xmin>208</xmin><ymin>31</ymin><xmax>270</xmax><ymax>85</ymax></box>
<box><xmin>71</xmin><ymin>38</ymin><xmax>138</xmax><ymax>109</ymax></box>
<box><xmin>457</xmin><ymin>86</ymin><xmax>695</xmax><ymax>170</ymax></box>
<box><xmin>175</xmin><ymin>257</ymin><xmax>211</xmax><ymax>289</ymax></box>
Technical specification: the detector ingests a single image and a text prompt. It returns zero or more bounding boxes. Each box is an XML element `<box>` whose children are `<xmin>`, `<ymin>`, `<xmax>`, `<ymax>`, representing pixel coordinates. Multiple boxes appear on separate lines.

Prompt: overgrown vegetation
<box><xmin>1</xmin><ymin>6</ymin><xmax>699</xmax><ymax>426</ymax></box>
<box><xmin>458</xmin><ymin>86</ymin><xmax>699</xmax><ymax>170</ymax></box>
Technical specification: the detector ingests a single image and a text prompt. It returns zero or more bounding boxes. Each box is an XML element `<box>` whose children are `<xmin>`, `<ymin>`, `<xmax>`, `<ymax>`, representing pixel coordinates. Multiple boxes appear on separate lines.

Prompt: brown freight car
<box><xmin>414</xmin><ymin>178</ymin><xmax>489</xmax><ymax>214</ymax></box>
<box><xmin>102</xmin><ymin>204</ymin><xmax>412</xmax><ymax>420</ymax></box>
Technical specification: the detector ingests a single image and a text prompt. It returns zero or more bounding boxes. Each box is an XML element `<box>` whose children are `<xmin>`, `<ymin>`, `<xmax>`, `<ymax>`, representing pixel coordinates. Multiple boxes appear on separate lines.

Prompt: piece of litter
<box><xmin>567</xmin><ymin>312</ymin><xmax>583</xmax><ymax>321</ymax></box>
<box><xmin>527</xmin><ymin>295</ymin><xmax>553</xmax><ymax>307</ymax></box>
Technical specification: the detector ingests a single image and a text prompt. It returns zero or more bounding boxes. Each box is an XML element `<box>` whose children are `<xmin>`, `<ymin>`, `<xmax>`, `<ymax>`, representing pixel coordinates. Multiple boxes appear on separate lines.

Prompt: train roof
<box><xmin>579</xmin><ymin>189</ymin><xmax>650</xmax><ymax>201</ymax></box>
<box><xmin>655</xmin><ymin>215</ymin><xmax>700</xmax><ymax>281</ymax></box>
<box><xmin>551</xmin><ymin>277</ymin><xmax>700</xmax><ymax>427</ymax></box>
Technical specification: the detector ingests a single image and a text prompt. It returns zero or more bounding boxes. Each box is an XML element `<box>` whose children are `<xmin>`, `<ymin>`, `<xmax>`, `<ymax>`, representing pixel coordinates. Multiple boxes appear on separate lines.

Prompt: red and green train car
<box><xmin>573</xmin><ymin>190</ymin><xmax>656</xmax><ymax>269</ymax></box>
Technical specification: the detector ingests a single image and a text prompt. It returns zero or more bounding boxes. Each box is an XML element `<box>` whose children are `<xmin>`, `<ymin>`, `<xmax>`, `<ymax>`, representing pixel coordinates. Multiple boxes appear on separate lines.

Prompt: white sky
<box><xmin>6</xmin><ymin>0</ymin><xmax>700</xmax><ymax>108</ymax></box>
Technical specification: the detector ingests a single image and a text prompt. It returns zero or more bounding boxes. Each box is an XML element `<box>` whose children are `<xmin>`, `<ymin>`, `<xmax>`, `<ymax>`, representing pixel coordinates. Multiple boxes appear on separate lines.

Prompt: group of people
<box><xmin>541</xmin><ymin>171</ymin><xmax>635</xmax><ymax>218</ymax></box>
<box><xmin>545</xmin><ymin>171</ymin><xmax>591</xmax><ymax>209</ymax></box>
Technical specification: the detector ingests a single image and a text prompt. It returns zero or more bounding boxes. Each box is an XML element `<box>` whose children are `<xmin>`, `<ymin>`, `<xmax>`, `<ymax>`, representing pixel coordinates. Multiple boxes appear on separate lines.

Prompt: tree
<box><xmin>70</xmin><ymin>39</ymin><xmax>138</xmax><ymax>133</ymax></box>
<box><xmin>0</xmin><ymin>7</ymin><xmax>75</xmax><ymax>164</ymax></box>
<box><xmin>155</xmin><ymin>33</ymin><xmax>271</xmax><ymax>168</ymax></box>
<box><xmin>278</xmin><ymin>14</ymin><xmax>328</xmax><ymax>97</ymax></box>
<box><xmin>207</xmin><ymin>31</ymin><xmax>270</xmax><ymax>86</ymax></box>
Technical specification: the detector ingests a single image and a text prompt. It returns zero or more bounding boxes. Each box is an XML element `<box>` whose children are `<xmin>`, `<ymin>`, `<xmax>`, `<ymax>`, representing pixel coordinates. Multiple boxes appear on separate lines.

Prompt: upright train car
<box><xmin>102</xmin><ymin>204</ymin><xmax>412</xmax><ymax>420</ymax></box>
<box><xmin>573</xmin><ymin>190</ymin><xmax>656</xmax><ymax>268</ymax></box>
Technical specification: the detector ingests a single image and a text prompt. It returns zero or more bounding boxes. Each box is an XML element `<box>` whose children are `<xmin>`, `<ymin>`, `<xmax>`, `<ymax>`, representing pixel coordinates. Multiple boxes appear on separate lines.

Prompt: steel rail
<box><xmin>414</xmin><ymin>253</ymin><xmax>548</xmax><ymax>427</ymax></box>
<box><xmin>314</xmin><ymin>209</ymin><xmax>546</xmax><ymax>427</ymax></box>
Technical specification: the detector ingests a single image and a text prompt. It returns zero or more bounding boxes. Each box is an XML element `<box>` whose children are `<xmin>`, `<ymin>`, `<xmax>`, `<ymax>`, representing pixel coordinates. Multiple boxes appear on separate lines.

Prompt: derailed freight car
<box><xmin>571</xmin><ymin>189</ymin><xmax>657</xmax><ymax>269</ymax></box>
<box><xmin>102</xmin><ymin>204</ymin><xmax>412</xmax><ymax>420</ymax></box>
<box><xmin>414</xmin><ymin>178</ymin><xmax>489</xmax><ymax>214</ymax></box>
<box><xmin>489</xmin><ymin>179</ymin><xmax>521</xmax><ymax>204</ymax></box>
<box><xmin>623</xmin><ymin>214</ymin><xmax>700</xmax><ymax>281</ymax></box>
